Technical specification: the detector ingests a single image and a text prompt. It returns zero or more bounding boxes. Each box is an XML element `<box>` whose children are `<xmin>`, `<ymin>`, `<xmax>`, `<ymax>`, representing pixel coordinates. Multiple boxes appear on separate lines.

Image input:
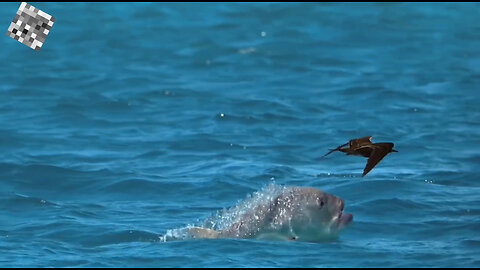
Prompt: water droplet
<box><xmin>220</xmin><ymin>113</ymin><xmax>224</xmax><ymax>117</ymax></box>
<box><xmin>261</xmin><ymin>31</ymin><xmax>266</xmax><ymax>37</ymax></box>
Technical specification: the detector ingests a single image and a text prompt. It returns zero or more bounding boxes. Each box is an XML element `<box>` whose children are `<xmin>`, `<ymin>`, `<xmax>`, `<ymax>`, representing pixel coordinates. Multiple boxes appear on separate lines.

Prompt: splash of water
<box><xmin>161</xmin><ymin>184</ymin><xmax>285</xmax><ymax>242</ymax></box>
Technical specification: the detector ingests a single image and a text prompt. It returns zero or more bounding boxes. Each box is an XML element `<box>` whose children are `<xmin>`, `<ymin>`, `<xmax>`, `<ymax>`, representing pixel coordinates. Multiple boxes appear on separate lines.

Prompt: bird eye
<box><xmin>319</xmin><ymin>199</ymin><xmax>325</xmax><ymax>208</ymax></box>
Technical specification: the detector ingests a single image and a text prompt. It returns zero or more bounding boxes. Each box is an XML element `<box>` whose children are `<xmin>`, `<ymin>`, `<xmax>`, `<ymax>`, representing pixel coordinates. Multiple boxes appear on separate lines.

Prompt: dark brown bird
<box><xmin>322</xmin><ymin>136</ymin><xmax>398</xmax><ymax>177</ymax></box>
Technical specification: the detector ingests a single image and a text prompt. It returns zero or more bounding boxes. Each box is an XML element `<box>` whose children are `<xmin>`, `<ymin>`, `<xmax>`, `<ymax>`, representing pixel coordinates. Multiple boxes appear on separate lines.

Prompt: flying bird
<box><xmin>322</xmin><ymin>136</ymin><xmax>397</xmax><ymax>177</ymax></box>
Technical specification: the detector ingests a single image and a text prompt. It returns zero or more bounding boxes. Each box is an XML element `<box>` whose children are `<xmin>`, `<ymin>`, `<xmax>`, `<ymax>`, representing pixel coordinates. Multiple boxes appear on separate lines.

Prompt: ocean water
<box><xmin>1</xmin><ymin>2</ymin><xmax>479</xmax><ymax>267</ymax></box>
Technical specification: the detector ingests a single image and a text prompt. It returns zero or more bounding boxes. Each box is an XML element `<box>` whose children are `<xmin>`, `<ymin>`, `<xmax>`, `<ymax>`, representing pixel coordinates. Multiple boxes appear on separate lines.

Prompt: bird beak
<box><xmin>392</xmin><ymin>149</ymin><xmax>398</xmax><ymax>152</ymax></box>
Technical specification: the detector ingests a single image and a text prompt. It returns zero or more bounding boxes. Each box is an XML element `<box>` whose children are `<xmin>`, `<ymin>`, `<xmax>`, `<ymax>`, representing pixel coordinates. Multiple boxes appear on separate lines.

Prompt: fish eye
<box><xmin>318</xmin><ymin>199</ymin><xmax>325</xmax><ymax>208</ymax></box>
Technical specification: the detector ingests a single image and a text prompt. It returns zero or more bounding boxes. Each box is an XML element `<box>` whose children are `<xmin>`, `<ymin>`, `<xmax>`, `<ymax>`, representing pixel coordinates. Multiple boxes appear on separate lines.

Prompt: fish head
<box><xmin>283</xmin><ymin>188</ymin><xmax>353</xmax><ymax>242</ymax></box>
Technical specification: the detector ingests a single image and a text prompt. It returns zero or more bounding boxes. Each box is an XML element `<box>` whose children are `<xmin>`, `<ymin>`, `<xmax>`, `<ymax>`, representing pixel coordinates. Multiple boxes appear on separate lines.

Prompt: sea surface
<box><xmin>1</xmin><ymin>2</ymin><xmax>479</xmax><ymax>267</ymax></box>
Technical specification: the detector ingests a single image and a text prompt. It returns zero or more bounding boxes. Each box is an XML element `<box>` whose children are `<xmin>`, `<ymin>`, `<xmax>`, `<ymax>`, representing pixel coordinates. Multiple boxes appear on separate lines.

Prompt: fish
<box><xmin>161</xmin><ymin>185</ymin><xmax>353</xmax><ymax>243</ymax></box>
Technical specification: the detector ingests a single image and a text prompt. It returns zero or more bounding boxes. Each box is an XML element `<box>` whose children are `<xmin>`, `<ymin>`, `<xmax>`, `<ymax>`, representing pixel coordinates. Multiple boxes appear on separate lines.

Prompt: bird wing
<box><xmin>362</xmin><ymin>143</ymin><xmax>392</xmax><ymax>176</ymax></box>
<box><xmin>349</xmin><ymin>136</ymin><xmax>373</xmax><ymax>149</ymax></box>
<box><xmin>352</xmin><ymin>145</ymin><xmax>374</xmax><ymax>157</ymax></box>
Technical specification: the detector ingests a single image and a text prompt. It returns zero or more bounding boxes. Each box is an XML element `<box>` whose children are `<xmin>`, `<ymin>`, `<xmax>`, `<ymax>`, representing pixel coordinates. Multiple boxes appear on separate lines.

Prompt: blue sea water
<box><xmin>1</xmin><ymin>2</ymin><xmax>479</xmax><ymax>267</ymax></box>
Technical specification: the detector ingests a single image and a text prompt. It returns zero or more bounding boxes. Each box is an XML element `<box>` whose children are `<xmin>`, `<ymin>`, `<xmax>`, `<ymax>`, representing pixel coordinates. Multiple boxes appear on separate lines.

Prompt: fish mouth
<box><xmin>333</xmin><ymin>199</ymin><xmax>352</xmax><ymax>229</ymax></box>
<box><xmin>337</xmin><ymin>212</ymin><xmax>353</xmax><ymax>228</ymax></box>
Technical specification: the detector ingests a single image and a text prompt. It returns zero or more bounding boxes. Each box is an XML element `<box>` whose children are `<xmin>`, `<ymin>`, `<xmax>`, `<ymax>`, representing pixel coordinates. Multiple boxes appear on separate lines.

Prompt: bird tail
<box><xmin>320</xmin><ymin>146</ymin><xmax>343</xmax><ymax>159</ymax></box>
